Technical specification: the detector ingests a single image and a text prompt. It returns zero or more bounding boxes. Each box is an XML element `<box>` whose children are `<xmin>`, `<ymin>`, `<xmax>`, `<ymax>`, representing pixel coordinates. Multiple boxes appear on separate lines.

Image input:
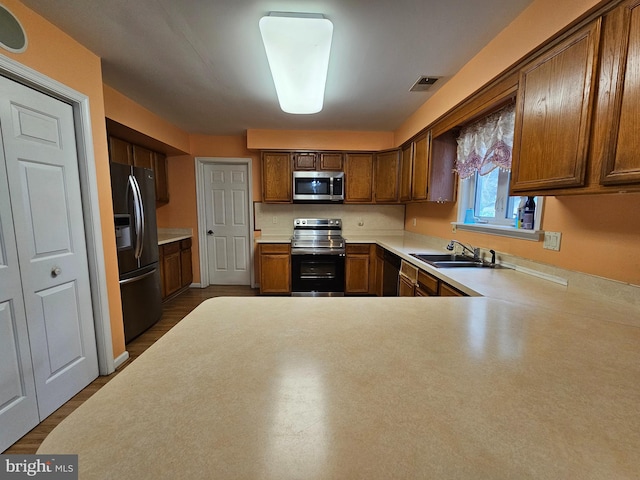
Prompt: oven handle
<box><xmin>291</xmin><ymin>250</ymin><xmax>345</xmax><ymax>256</ymax></box>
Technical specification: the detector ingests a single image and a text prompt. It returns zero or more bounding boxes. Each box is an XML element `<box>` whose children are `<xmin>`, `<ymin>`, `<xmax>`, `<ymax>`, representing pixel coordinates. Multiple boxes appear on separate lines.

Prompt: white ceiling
<box><xmin>20</xmin><ymin>0</ymin><xmax>533</xmax><ymax>136</ymax></box>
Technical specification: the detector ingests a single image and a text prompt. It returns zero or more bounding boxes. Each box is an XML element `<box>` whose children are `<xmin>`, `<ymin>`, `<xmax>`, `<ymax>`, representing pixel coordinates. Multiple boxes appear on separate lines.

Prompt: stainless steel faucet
<box><xmin>447</xmin><ymin>240</ymin><xmax>480</xmax><ymax>260</ymax></box>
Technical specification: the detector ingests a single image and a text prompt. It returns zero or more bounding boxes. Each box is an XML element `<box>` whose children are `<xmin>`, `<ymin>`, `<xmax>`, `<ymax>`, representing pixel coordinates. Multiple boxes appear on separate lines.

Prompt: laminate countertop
<box><xmin>38</xmin><ymin>296</ymin><xmax>640</xmax><ymax>479</ymax></box>
<box><xmin>157</xmin><ymin>228</ymin><xmax>192</xmax><ymax>246</ymax></box>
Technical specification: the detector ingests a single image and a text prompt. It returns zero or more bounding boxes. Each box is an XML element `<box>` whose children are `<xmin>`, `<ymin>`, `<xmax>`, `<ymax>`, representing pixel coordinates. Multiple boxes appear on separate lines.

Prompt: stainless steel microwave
<box><xmin>292</xmin><ymin>171</ymin><xmax>344</xmax><ymax>202</ymax></box>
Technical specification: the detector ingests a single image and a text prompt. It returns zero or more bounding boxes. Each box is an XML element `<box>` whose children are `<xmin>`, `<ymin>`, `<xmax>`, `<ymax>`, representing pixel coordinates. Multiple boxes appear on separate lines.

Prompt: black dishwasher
<box><xmin>383</xmin><ymin>250</ymin><xmax>401</xmax><ymax>296</ymax></box>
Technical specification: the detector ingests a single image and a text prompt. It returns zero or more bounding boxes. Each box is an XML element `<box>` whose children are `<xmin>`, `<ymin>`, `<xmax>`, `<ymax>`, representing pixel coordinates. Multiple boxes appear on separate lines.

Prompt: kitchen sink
<box><xmin>409</xmin><ymin>253</ymin><xmax>485</xmax><ymax>268</ymax></box>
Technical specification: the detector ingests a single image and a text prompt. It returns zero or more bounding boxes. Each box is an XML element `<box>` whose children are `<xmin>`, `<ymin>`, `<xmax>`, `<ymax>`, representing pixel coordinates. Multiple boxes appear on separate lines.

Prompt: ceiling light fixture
<box><xmin>259</xmin><ymin>12</ymin><xmax>333</xmax><ymax>114</ymax></box>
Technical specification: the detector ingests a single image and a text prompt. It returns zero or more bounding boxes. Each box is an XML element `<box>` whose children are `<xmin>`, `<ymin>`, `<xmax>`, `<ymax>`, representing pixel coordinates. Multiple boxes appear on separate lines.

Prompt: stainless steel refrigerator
<box><xmin>110</xmin><ymin>163</ymin><xmax>162</xmax><ymax>343</ymax></box>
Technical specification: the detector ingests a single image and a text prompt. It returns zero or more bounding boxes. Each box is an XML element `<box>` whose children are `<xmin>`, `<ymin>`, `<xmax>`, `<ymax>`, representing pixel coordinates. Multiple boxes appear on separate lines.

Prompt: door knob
<box><xmin>207</xmin><ymin>230</ymin><xmax>214</xmax><ymax>235</ymax></box>
<box><xmin>51</xmin><ymin>267</ymin><xmax>62</xmax><ymax>277</ymax></box>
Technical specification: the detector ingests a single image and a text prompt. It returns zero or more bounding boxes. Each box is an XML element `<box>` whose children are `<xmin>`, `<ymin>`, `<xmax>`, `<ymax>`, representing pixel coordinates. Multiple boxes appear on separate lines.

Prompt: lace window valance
<box><xmin>455</xmin><ymin>103</ymin><xmax>515</xmax><ymax>180</ymax></box>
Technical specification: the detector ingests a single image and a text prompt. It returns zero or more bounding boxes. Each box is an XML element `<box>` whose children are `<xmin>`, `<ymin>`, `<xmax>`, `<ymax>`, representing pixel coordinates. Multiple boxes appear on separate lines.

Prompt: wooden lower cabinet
<box><xmin>416</xmin><ymin>269</ymin><xmax>438</xmax><ymax>296</ymax></box>
<box><xmin>438</xmin><ymin>282</ymin><xmax>466</xmax><ymax>297</ymax></box>
<box><xmin>374</xmin><ymin>246</ymin><xmax>384</xmax><ymax>297</ymax></box>
<box><xmin>398</xmin><ymin>274</ymin><xmax>415</xmax><ymax>296</ymax></box>
<box><xmin>180</xmin><ymin>238</ymin><xmax>193</xmax><ymax>287</ymax></box>
<box><xmin>259</xmin><ymin>243</ymin><xmax>291</xmax><ymax>294</ymax></box>
<box><xmin>160</xmin><ymin>238</ymin><xmax>193</xmax><ymax>300</ymax></box>
<box><xmin>345</xmin><ymin>244</ymin><xmax>375</xmax><ymax>294</ymax></box>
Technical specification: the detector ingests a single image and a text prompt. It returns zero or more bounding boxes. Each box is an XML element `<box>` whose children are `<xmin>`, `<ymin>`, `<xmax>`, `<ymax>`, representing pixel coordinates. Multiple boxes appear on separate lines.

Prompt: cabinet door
<box><xmin>259</xmin><ymin>244</ymin><xmax>291</xmax><ymax>294</ymax></box>
<box><xmin>180</xmin><ymin>239</ymin><xmax>193</xmax><ymax>288</ymax></box>
<box><xmin>319</xmin><ymin>153</ymin><xmax>343</xmax><ymax>171</ymax></box>
<box><xmin>154</xmin><ymin>152</ymin><xmax>170</xmax><ymax>204</ymax></box>
<box><xmin>399</xmin><ymin>143</ymin><xmax>413</xmax><ymax>202</ymax></box>
<box><xmin>293</xmin><ymin>152</ymin><xmax>317</xmax><ymax>170</ymax></box>
<box><xmin>345</xmin><ymin>153</ymin><xmax>374</xmax><ymax>203</ymax></box>
<box><xmin>428</xmin><ymin>130</ymin><xmax>458</xmax><ymax>203</ymax></box>
<box><xmin>374</xmin><ymin>246</ymin><xmax>384</xmax><ymax>297</ymax></box>
<box><xmin>398</xmin><ymin>274</ymin><xmax>415</xmax><ymax>297</ymax></box>
<box><xmin>412</xmin><ymin>133</ymin><xmax>430</xmax><ymax>200</ymax></box>
<box><xmin>162</xmin><ymin>242</ymin><xmax>182</xmax><ymax>297</ymax></box>
<box><xmin>108</xmin><ymin>136</ymin><xmax>132</xmax><ymax>165</ymax></box>
<box><xmin>345</xmin><ymin>255</ymin><xmax>370</xmax><ymax>294</ymax></box>
<box><xmin>374</xmin><ymin>150</ymin><xmax>400</xmax><ymax>203</ymax></box>
<box><xmin>511</xmin><ymin>20</ymin><xmax>601</xmax><ymax>192</ymax></box>
<box><xmin>132</xmin><ymin>145</ymin><xmax>155</xmax><ymax>169</ymax></box>
<box><xmin>600</xmin><ymin>0</ymin><xmax>640</xmax><ymax>186</ymax></box>
<box><xmin>262</xmin><ymin>153</ymin><xmax>292</xmax><ymax>203</ymax></box>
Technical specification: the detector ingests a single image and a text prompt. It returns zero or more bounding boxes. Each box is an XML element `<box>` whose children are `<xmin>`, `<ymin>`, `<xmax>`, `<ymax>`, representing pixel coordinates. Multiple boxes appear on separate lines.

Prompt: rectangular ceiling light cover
<box><xmin>259</xmin><ymin>12</ymin><xmax>333</xmax><ymax>114</ymax></box>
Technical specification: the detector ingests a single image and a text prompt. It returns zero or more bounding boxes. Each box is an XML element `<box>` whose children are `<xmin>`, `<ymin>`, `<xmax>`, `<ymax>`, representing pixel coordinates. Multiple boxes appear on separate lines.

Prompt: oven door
<box><xmin>291</xmin><ymin>253</ymin><xmax>345</xmax><ymax>295</ymax></box>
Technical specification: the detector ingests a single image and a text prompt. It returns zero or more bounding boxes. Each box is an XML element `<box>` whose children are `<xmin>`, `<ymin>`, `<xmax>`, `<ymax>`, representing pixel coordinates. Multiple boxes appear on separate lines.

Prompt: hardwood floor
<box><xmin>4</xmin><ymin>285</ymin><xmax>258</xmax><ymax>454</ymax></box>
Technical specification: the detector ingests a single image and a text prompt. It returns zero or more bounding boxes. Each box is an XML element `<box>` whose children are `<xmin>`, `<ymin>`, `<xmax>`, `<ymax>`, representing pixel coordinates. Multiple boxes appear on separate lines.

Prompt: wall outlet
<box><xmin>543</xmin><ymin>231</ymin><xmax>562</xmax><ymax>251</ymax></box>
<box><xmin>272</xmin><ymin>216</ymin><xmax>278</xmax><ymax>224</ymax></box>
<box><xmin>412</xmin><ymin>218</ymin><xmax>417</xmax><ymax>227</ymax></box>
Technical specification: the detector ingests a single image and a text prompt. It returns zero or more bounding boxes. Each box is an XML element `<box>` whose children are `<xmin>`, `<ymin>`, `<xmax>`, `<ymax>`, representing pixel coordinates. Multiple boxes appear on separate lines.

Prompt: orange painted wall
<box><xmin>103</xmin><ymin>85</ymin><xmax>190</xmax><ymax>153</ymax></box>
<box><xmin>155</xmin><ymin>135</ymin><xmax>260</xmax><ymax>284</ymax></box>
<box><xmin>399</xmin><ymin>0</ymin><xmax>639</xmax><ymax>285</ymax></box>
<box><xmin>247</xmin><ymin>129</ymin><xmax>394</xmax><ymax>151</ymax></box>
<box><xmin>2</xmin><ymin>0</ymin><xmax>125</xmax><ymax>357</ymax></box>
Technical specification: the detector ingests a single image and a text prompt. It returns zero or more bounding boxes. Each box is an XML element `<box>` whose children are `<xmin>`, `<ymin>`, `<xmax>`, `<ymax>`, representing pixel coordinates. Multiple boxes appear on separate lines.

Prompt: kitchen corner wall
<box><xmin>255</xmin><ymin>203</ymin><xmax>405</xmax><ymax>237</ymax></box>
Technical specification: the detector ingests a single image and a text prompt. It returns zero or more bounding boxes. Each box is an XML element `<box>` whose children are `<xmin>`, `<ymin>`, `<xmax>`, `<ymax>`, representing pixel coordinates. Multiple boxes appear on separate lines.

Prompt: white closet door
<box><xmin>0</xmin><ymin>127</ymin><xmax>39</xmax><ymax>453</ymax></box>
<box><xmin>0</xmin><ymin>75</ymin><xmax>98</xmax><ymax>423</ymax></box>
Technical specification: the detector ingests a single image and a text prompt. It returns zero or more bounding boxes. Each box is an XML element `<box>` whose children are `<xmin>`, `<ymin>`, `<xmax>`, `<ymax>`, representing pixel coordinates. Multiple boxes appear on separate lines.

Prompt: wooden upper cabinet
<box><xmin>108</xmin><ymin>136</ymin><xmax>132</xmax><ymax>165</ymax></box>
<box><xmin>412</xmin><ymin>133</ymin><xmax>430</xmax><ymax>200</ymax></box>
<box><xmin>510</xmin><ymin>19</ymin><xmax>601</xmax><ymax>193</ymax></box>
<box><xmin>600</xmin><ymin>0</ymin><xmax>640</xmax><ymax>186</ymax></box>
<box><xmin>319</xmin><ymin>153</ymin><xmax>343</xmax><ymax>171</ymax></box>
<box><xmin>345</xmin><ymin>153</ymin><xmax>374</xmax><ymax>203</ymax></box>
<box><xmin>427</xmin><ymin>130</ymin><xmax>458</xmax><ymax>203</ymax></box>
<box><xmin>399</xmin><ymin>143</ymin><xmax>413</xmax><ymax>202</ymax></box>
<box><xmin>262</xmin><ymin>152</ymin><xmax>292</xmax><ymax>203</ymax></box>
<box><xmin>293</xmin><ymin>152</ymin><xmax>317</xmax><ymax>170</ymax></box>
<box><xmin>374</xmin><ymin>150</ymin><xmax>400</xmax><ymax>203</ymax></box>
<box><xmin>154</xmin><ymin>152</ymin><xmax>169</xmax><ymax>204</ymax></box>
<box><xmin>132</xmin><ymin>144</ymin><xmax>155</xmax><ymax>169</ymax></box>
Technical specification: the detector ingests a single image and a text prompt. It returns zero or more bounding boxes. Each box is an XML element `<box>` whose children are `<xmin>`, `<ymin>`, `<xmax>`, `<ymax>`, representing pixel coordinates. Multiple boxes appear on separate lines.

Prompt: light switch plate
<box><xmin>543</xmin><ymin>231</ymin><xmax>561</xmax><ymax>251</ymax></box>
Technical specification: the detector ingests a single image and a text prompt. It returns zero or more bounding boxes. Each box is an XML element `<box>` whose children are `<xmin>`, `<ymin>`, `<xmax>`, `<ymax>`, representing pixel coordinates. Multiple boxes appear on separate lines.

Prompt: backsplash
<box><xmin>254</xmin><ymin>203</ymin><xmax>405</xmax><ymax>236</ymax></box>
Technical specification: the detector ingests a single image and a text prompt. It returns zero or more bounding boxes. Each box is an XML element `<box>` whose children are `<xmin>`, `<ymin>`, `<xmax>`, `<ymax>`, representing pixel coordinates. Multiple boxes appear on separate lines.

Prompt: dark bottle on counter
<box><xmin>523</xmin><ymin>196</ymin><xmax>536</xmax><ymax>229</ymax></box>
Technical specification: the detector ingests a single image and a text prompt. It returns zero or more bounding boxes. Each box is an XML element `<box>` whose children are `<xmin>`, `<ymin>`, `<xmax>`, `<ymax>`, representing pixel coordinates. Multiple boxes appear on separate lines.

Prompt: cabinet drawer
<box><xmin>260</xmin><ymin>243</ymin><xmax>290</xmax><ymax>254</ymax></box>
<box><xmin>162</xmin><ymin>242</ymin><xmax>180</xmax><ymax>255</ymax></box>
<box><xmin>180</xmin><ymin>238</ymin><xmax>192</xmax><ymax>249</ymax></box>
<box><xmin>346</xmin><ymin>244</ymin><xmax>371</xmax><ymax>254</ymax></box>
<box><xmin>439</xmin><ymin>282</ymin><xmax>466</xmax><ymax>297</ymax></box>
<box><xmin>417</xmin><ymin>270</ymin><xmax>438</xmax><ymax>295</ymax></box>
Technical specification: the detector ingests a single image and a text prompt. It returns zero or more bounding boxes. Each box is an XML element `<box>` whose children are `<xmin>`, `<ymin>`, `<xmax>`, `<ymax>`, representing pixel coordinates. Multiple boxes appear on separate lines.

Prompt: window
<box><xmin>454</xmin><ymin>103</ymin><xmax>542</xmax><ymax>238</ymax></box>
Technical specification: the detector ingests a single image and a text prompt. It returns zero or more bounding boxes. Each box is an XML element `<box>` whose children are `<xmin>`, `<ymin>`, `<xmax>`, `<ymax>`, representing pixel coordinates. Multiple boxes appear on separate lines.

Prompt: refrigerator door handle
<box><xmin>119</xmin><ymin>268</ymin><xmax>158</xmax><ymax>286</ymax></box>
<box><xmin>129</xmin><ymin>174</ymin><xmax>145</xmax><ymax>259</ymax></box>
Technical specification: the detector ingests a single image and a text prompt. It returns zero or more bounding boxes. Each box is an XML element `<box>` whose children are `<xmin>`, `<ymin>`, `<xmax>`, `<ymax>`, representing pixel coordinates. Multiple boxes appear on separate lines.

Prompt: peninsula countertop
<box><xmin>38</xmin><ymin>296</ymin><xmax>640</xmax><ymax>479</ymax></box>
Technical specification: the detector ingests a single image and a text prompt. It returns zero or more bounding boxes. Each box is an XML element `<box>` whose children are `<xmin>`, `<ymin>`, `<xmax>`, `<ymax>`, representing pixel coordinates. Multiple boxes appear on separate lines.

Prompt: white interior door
<box><xmin>0</xmin><ymin>131</ymin><xmax>39</xmax><ymax>452</ymax></box>
<box><xmin>0</xmin><ymin>76</ymin><xmax>98</xmax><ymax>429</ymax></box>
<box><xmin>204</xmin><ymin>163</ymin><xmax>250</xmax><ymax>285</ymax></box>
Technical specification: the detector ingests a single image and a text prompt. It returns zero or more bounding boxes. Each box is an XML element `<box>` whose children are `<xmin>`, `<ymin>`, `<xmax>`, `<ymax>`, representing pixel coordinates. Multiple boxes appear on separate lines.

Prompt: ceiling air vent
<box><xmin>410</xmin><ymin>76</ymin><xmax>440</xmax><ymax>92</ymax></box>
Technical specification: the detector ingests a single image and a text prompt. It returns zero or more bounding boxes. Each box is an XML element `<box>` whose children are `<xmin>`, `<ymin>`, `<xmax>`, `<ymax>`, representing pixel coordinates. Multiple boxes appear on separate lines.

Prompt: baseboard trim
<box><xmin>114</xmin><ymin>351</ymin><xmax>129</xmax><ymax>370</ymax></box>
